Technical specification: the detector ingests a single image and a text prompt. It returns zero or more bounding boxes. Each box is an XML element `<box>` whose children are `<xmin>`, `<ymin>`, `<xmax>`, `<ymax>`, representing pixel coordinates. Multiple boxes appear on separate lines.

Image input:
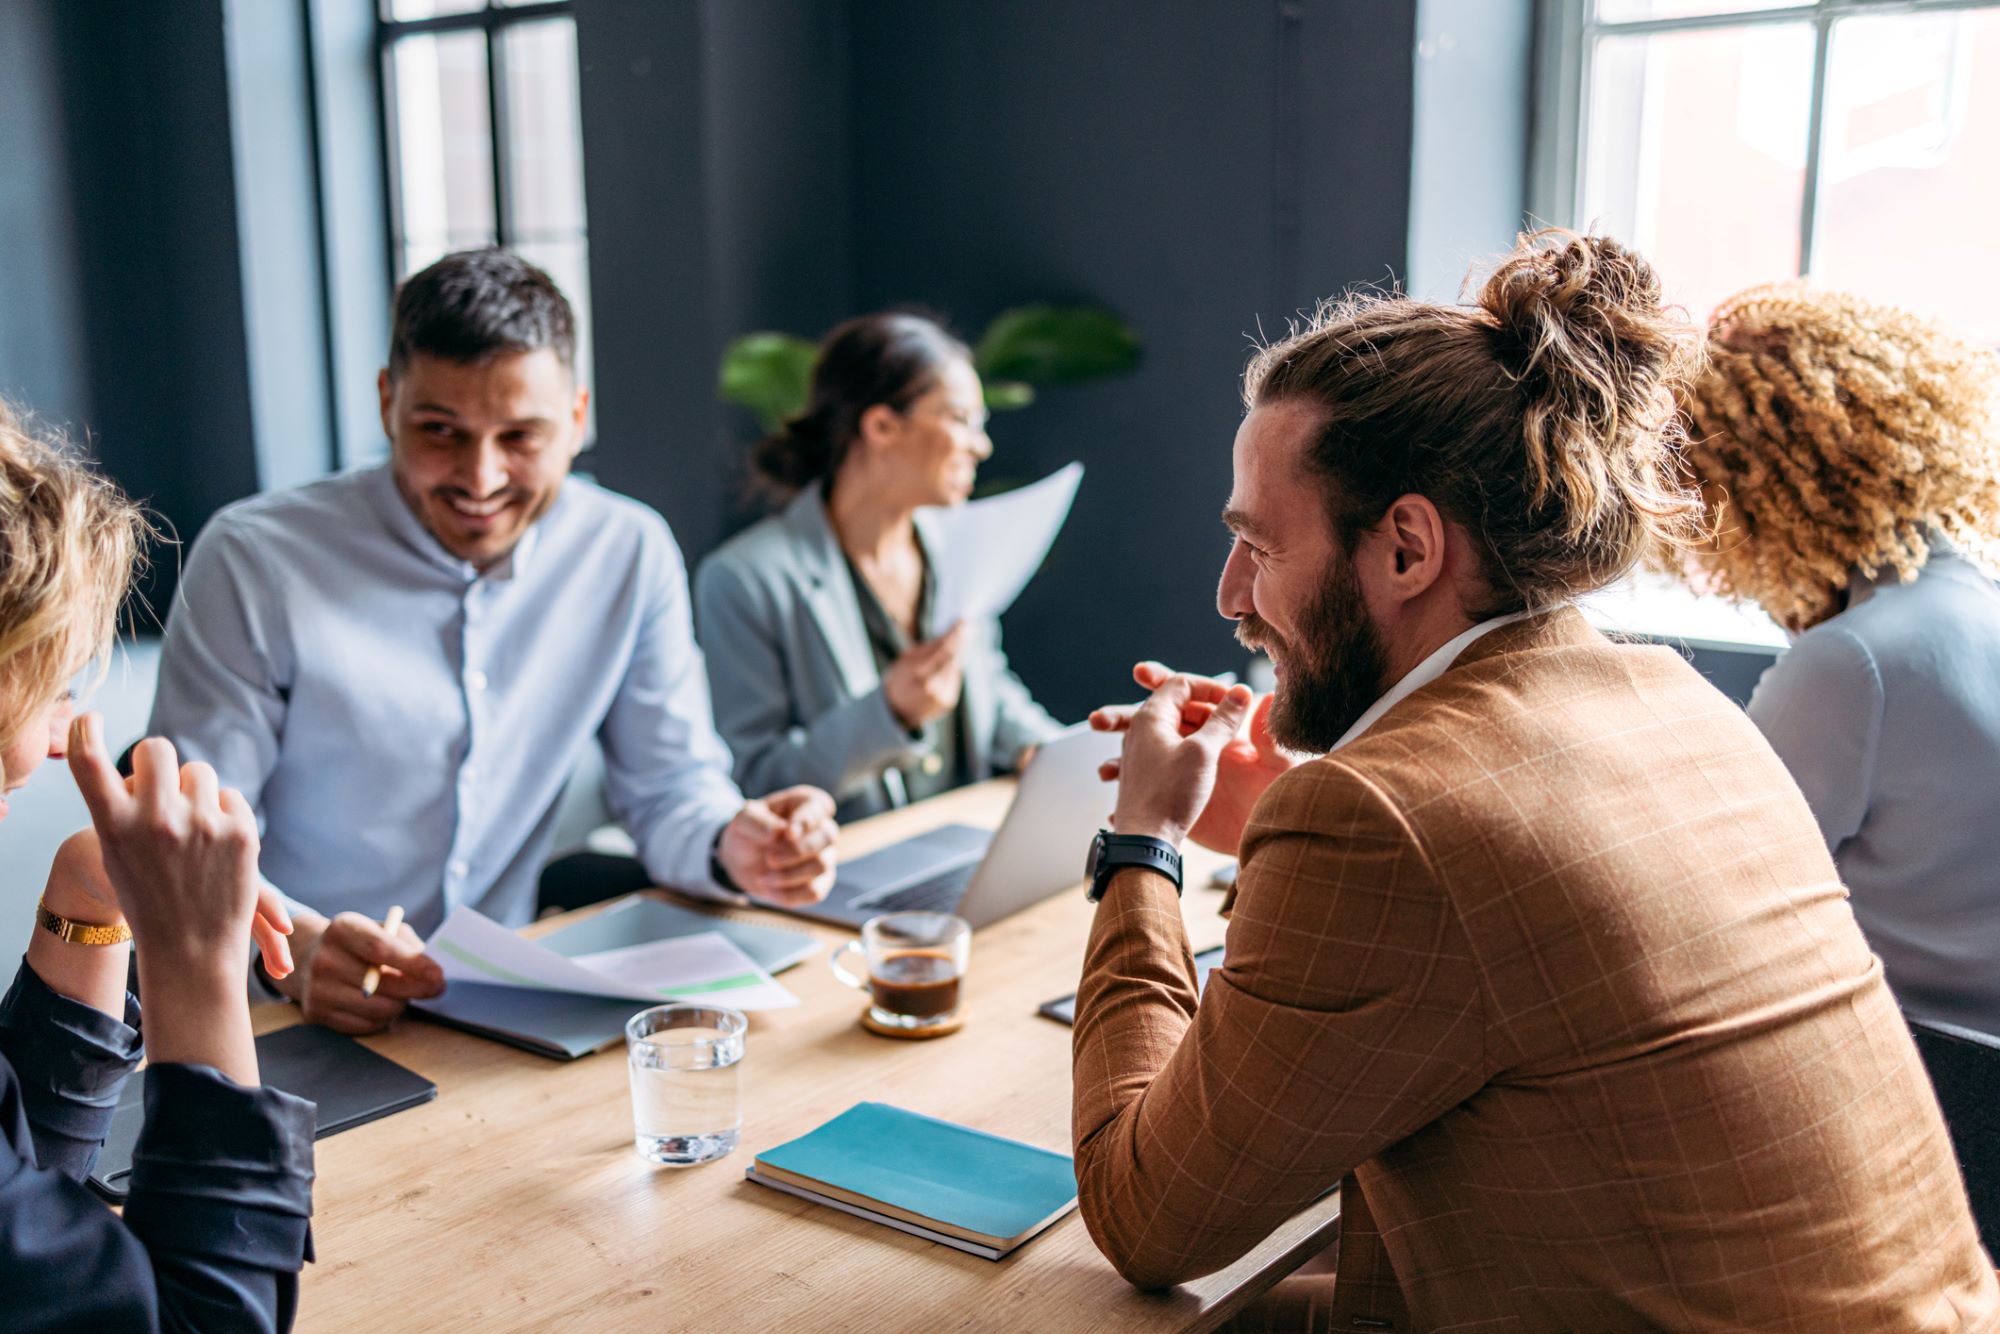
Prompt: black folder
<box><xmin>86</xmin><ymin>1022</ymin><xmax>437</xmax><ymax>1201</ymax></box>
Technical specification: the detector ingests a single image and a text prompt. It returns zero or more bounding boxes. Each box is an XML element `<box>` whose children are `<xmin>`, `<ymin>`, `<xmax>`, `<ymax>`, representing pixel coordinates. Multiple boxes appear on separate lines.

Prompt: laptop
<box><xmin>778</xmin><ymin>722</ymin><xmax>1122</xmax><ymax>930</ymax></box>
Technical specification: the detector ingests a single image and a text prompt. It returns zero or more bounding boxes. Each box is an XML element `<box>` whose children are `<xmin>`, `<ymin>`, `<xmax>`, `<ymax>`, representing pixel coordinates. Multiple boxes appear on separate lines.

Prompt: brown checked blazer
<box><xmin>1073</xmin><ymin>608</ymin><xmax>1999</xmax><ymax>1331</ymax></box>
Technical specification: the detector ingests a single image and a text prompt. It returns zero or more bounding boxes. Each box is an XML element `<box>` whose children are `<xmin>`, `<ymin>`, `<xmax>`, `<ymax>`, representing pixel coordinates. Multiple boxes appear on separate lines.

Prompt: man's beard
<box><xmin>1236</xmin><ymin>552</ymin><xmax>1388</xmax><ymax>754</ymax></box>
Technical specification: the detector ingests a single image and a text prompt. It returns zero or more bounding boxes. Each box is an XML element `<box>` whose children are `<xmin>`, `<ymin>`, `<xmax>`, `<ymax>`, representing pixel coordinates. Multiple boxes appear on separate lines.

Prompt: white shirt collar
<box><xmin>1328</xmin><ymin>609</ymin><xmax>1539</xmax><ymax>753</ymax></box>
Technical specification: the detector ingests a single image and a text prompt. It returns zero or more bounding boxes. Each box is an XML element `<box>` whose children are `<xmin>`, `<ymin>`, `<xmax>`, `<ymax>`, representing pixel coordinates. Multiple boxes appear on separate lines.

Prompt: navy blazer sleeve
<box><xmin>0</xmin><ymin>959</ymin><xmax>316</xmax><ymax>1332</ymax></box>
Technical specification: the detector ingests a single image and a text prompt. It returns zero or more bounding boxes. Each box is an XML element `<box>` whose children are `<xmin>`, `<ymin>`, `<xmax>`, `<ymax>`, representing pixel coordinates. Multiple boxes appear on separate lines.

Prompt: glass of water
<box><xmin>625</xmin><ymin>1003</ymin><xmax>746</xmax><ymax>1167</ymax></box>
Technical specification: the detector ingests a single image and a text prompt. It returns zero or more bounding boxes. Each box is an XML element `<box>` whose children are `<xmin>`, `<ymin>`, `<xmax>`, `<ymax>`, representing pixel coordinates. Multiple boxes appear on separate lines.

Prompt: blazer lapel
<box><xmin>784</xmin><ymin>487</ymin><xmax>881</xmax><ymax>701</ymax></box>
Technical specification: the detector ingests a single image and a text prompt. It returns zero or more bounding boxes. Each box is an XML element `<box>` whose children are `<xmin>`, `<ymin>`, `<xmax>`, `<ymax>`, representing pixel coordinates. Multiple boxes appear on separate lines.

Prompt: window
<box><xmin>1538</xmin><ymin>0</ymin><xmax>2000</xmax><ymax>341</ymax></box>
<box><xmin>377</xmin><ymin>0</ymin><xmax>593</xmax><ymax>392</ymax></box>
<box><xmin>1536</xmin><ymin>0</ymin><xmax>2000</xmax><ymax>647</ymax></box>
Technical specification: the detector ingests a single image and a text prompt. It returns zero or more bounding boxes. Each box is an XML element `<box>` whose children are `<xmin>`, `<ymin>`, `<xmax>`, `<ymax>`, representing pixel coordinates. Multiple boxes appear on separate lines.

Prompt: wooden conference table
<box><xmin>273</xmin><ymin>779</ymin><xmax>1342</xmax><ymax>1332</ymax></box>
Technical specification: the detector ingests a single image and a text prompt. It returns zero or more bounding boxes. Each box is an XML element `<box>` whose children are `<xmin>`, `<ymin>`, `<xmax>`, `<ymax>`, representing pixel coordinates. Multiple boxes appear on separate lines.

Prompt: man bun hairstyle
<box><xmin>753</xmin><ymin>312</ymin><xmax>970</xmax><ymax>497</ymax></box>
<box><xmin>389</xmin><ymin>247</ymin><xmax>576</xmax><ymax>379</ymax></box>
<box><xmin>1245</xmin><ymin>229</ymin><xmax>1707</xmax><ymax>616</ymax></box>
<box><xmin>1681</xmin><ymin>284</ymin><xmax>2000</xmax><ymax>633</ymax></box>
<box><xmin>0</xmin><ymin>401</ymin><xmax>148</xmax><ymax>741</ymax></box>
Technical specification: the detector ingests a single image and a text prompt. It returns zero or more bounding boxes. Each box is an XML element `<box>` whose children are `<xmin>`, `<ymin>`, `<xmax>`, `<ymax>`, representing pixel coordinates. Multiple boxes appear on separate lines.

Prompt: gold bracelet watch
<box><xmin>36</xmin><ymin>899</ymin><xmax>133</xmax><ymax>946</ymax></box>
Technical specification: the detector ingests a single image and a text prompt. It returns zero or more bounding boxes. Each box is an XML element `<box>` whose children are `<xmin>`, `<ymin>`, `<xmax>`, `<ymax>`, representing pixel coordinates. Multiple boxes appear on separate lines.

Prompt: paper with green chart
<box><xmin>427</xmin><ymin>905</ymin><xmax>800</xmax><ymax>1011</ymax></box>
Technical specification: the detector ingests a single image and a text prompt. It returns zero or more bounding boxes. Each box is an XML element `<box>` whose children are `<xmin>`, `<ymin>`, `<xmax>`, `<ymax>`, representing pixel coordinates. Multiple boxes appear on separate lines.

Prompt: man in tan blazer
<box><xmin>1073</xmin><ymin>232</ymin><xmax>1999</xmax><ymax>1330</ymax></box>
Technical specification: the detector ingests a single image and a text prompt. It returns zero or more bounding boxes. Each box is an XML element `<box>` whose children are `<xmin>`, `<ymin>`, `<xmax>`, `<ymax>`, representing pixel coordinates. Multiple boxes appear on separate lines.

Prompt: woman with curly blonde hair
<box><xmin>1680</xmin><ymin>284</ymin><xmax>2000</xmax><ymax>1035</ymax></box>
<box><xmin>0</xmin><ymin>401</ymin><xmax>314</xmax><ymax>1326</ymax></box>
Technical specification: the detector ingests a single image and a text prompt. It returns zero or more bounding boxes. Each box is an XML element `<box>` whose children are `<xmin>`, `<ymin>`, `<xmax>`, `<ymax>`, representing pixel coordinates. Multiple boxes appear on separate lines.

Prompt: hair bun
<box><xmin>750</xmin><ymin>411</ymin><xmax>835</xmax><ymax>495</ymax></box>
<box><xmin>1478</xmin><ymin>230</ymin><xmax>1671</xmax><ymax>355</ymax></box>
<box><xmin>1474</xmin><ymin>229</ymin><xmax>1704</xmax><ymax>535</ymax></box>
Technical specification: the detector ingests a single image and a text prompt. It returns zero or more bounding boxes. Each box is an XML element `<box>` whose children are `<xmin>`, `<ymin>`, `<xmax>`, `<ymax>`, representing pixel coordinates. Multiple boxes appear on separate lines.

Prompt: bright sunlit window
<box><xmin>1554</xmin><ymin>0</ymin><xmax>2000</xmax><ymax>337</ymax></box>
<box><xmin>1539</xmin><ymin>0</ymin><xmax>2000</xmax><ymax>646</ymax></box>
<box><xmin>378</xmin><ymin>0</ymin><xmax>593</xmax><ymax>392</ymax></box>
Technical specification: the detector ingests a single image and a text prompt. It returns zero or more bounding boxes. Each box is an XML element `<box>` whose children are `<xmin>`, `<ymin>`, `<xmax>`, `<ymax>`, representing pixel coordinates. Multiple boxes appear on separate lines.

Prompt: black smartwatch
<box><xmin>1085</xmin><ymin>830</ymin><xmax>1183</xmax><ymax>902</ymax></box>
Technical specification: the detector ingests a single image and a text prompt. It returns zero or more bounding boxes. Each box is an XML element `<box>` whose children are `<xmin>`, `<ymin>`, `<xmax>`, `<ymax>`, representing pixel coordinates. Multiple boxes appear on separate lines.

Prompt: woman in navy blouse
<box><xmin>0</xmin><ymin>400</ymin><xmax>315</xmax><ymax>1330</ymax></box>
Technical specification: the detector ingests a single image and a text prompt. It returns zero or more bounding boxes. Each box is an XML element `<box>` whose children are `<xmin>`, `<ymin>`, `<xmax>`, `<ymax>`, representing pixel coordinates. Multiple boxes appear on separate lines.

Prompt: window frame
<box><xmin>374</xmin><ymin>0</ymin><xmax>580</xmax><ymax>281</ymax></box>
<box><xmin>1530</xmin><ymin>0</ymin><xmax>2000</xmax><ymax>277</ymax></box>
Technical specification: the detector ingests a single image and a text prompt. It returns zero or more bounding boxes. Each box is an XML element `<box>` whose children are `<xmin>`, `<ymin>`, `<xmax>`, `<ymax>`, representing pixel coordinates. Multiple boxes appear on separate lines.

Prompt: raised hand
<box><xmin>1101</xmin><ymin>671</ymin><xmax>1256</xmax><ymax>849</ymax></box>
<box><xmin>883</xmin><ymin>623</ymin><xmax>969</xmax><ymax>731</ymax></box>
<box><xmin>1090</xmin><ymin>661</ymin><xmax>1300</xmax><ymax>855</ymax></box>
<box><xmin>66</xmin><ymin>714</ymin><xmax>279</xmax><ymax>1081</ymax></box>
<box><xmin>718</xmin><ymin>785</ymin><xmax>838</xmax><ymax>906</ymax></box>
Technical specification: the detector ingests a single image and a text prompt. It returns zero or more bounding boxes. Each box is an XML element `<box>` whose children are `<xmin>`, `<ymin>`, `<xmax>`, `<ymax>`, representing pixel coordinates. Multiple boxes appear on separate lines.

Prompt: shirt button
<box><xmin>449</xmin><ymin>859</ymin><xmax>470</xmax><ymax>880</ymax></box>
<box><xmin>462</xmin><ymin>764</ymin><xmax>480</xmax><ymax>783</ymax></box>
<box><xmin>920</xmin><ymin>753</ymin><xmax>943</xmax><ymax>776</ymax></box>
<box><xmin>466</xmin><ymin>669</ymin><xmax>489</xmax><ymax>692</ymax></box>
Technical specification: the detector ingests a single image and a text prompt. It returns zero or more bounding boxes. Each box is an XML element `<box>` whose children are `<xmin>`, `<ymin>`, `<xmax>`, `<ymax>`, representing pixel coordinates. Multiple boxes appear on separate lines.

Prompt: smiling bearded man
<box><xmin>1068</xmin><ymin>231</ymin><xmax>1998</xmax><ymax>1330</ymax></box>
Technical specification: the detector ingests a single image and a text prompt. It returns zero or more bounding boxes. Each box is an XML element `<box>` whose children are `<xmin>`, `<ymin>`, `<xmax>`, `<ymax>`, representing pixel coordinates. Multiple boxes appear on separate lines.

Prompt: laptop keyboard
<box><xmin>853</xmin><ymin>862</ymin><xmax>979</xmax><ymax>915</ymax></box>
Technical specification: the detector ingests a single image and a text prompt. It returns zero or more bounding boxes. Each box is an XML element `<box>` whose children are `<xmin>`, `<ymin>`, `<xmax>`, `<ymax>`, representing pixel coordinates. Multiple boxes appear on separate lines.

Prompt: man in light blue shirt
<box><xmin>148</xmin><ymin>250</ymin><xmax>837</xmax><ymax>1033</ymax></box>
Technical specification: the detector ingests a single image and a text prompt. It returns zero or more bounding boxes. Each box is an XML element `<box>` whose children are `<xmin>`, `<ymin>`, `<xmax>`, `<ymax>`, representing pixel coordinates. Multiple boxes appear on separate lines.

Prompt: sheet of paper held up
<box><xmin>927</xmin><ymin>462</ymin><xmax>1082</xmax><ymax>628</ymax></box>
<box><xmin>427</xmin><ymin>905</ymin><xmax>799</xmax><ymax>1011</ymax></box>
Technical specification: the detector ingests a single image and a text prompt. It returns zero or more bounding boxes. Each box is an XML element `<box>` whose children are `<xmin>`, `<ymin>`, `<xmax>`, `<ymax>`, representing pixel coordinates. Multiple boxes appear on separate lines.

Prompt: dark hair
<box><xmin>753</xmin><ymin>312</ymin><xmax>970</xmax><ymax>495</ymax></box>
<box><xmin>388</xmin><ymin>248</ymin><xmax>576</xmax><ymax>379</ymax></box>
<box><xmin>1244</xmin><ymin>229</ymin><xmax>1706</xmax><ymax>616</ymax></box>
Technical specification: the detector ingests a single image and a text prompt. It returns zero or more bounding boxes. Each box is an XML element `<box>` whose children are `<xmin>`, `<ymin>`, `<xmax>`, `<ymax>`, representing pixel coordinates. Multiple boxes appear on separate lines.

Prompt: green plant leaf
<box><xmin>974</xmin><ymin>305</ymin><xmax>1141</xmax><ymax>386</ymax></box>
<box><xmin>718</xmin><ymin>332</ymin><xmax>818</xmax><ymax>432</ymax></box>
<box><xmin>983</xmin><ymin>380</ymin><xmax>1036</xmax><ymax>411</ymax></box>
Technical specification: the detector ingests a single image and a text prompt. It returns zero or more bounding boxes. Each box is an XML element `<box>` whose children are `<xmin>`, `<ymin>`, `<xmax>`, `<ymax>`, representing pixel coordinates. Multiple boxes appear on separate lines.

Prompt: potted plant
<box><xmin>718</xmin><ymin>304</ymin><xmax>1142</xmax><ymax>432</ymax></box>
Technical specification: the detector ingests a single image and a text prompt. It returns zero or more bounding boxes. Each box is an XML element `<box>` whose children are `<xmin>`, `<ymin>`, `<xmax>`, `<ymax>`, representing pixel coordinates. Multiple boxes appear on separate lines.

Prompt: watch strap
<box><xmin>1087</xmin><ymin>833</ymin><xmax>1183</xmax><ymax>902</ymax></box>
<box><xmin>36</xmin><ymin>899</ymin><xmax>133</xmax><ymax>946</ymax></box>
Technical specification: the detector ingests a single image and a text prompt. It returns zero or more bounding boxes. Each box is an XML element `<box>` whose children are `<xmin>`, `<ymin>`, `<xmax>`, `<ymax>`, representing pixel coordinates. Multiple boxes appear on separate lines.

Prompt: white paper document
<box><xmin>927</xmin><ymin>462</ymin><xmax>1083</xmax><ymax>628</ymax></box>
<box><xmin>427</xmin><ymin>905</ymin><xmax>799</xmax><ymax>1011</ymax></box>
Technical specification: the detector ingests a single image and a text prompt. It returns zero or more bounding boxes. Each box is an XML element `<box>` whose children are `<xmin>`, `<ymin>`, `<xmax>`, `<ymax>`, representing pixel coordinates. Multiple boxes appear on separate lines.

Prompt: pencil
<box><xmin>360</xmin><ymin>904</ymin><xmax>405</xmax><ymax>998</ymax></box>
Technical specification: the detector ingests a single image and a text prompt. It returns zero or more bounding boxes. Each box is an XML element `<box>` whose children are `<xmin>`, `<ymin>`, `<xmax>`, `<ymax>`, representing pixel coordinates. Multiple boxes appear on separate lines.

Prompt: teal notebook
<box><xmin>747</xmin><ymin>1102</ymin><xmax>1078</xmax><ymax>1259</ymax></box>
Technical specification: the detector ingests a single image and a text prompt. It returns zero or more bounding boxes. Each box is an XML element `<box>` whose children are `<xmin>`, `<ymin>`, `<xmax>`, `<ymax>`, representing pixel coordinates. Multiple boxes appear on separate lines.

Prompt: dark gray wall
<box><xmin>583</xmin><ymin>0</ymin><xmax>1418</xmax><ymax>720</ymax></box>
<box><xmin>577</xmin><ymin>0</ymin><xmax>857</xmax><ymax>560</ymax></box>
<box><xmin>51</xmin><ymin>0</ymin><xmax>263</xmax><ymax>616</ymax></box>
<box><xmin>0</xmin><ymin>0</ymin><xmax>93</xmax><ymax>424</ymax></box>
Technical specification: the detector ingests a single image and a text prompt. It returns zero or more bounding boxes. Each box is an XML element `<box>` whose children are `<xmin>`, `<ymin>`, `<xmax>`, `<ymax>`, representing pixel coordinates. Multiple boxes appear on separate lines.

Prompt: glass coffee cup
<box><xmin>831</xmin><ymin>911</ymin><xmax>970</xmax><ymax>1032</ymax></box>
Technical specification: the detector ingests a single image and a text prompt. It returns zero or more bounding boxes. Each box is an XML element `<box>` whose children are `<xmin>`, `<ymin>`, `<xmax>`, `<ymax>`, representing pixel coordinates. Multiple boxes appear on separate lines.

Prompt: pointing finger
<box><xmin>66</xmin><ymin>714</ymin><xmax>129</xmax><ymax>825</ymax></box>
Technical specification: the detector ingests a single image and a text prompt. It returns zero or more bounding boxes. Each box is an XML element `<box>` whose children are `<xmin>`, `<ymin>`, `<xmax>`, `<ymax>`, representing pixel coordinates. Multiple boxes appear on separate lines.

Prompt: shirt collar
<box><xmin>1329</xmin><ymin>609</ymin><xmax>1540</xmax><ymax>753</ymax></box>
<box><xmin>363</xmin><ymin>461</ymin><xmax>549</xmax><ymax>584</ymax></box>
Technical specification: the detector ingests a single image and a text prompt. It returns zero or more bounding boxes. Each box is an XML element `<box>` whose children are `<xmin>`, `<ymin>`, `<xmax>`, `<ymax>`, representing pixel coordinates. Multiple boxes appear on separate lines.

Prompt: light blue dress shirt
<box><xmin>1748</xmin><ymin>545</ymin><xmax>2000</xmax><ymax>1036</ymax></box>
<box><xmin>146</xmin><ymin>463</ymin><xmax>744</xmax><ymax>935</ymax></box>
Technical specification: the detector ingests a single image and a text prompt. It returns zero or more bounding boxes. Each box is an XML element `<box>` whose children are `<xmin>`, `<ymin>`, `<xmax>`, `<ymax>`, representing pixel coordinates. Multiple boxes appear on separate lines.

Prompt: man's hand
<box><xmin>717</xmin><ymin>786</ymin><xmax>838</xmax><ymax>906</ymax></box>
<box><xmin>1095</xmin><ymin>671</ymin><xmax>1255</xmax><ymax>848</ymax></box>
<box><xmin>1091</xmin><ymin>662</ymin><xmax>1294</xmax><ymax>855</ymax></box>
<box><xmin>276</xmin><ymin>909</ymin><xmax>444</xmax><ymax>1035</ymax></box>
<box><xmin>883</xmin><ymin>623</ymin><xmax>969</xmax><ymax>731</ymax></box>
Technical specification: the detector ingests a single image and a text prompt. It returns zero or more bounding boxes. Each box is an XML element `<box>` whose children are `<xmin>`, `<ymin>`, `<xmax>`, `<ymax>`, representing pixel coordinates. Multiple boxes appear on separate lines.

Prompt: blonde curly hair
<box><xmin>1679</xmin><ymin>284</ymin><xmax>2000</xmax><ymax>633</ymax></box>
<box><xmin>0</xmin><ymin>401</ymin><xmax>148</xmax><ymax>745</ymax></box>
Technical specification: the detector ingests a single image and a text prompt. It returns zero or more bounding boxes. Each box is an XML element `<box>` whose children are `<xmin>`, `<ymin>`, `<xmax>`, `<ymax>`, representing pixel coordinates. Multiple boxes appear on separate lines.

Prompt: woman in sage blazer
<box><xmin>1680</xmin><ymin>284</ymin><xmax>2000</xmax><ymax>1036</ymax></box>
<box><xmin>696</xmin><ymin>313</ymin><xmax>1062</xmax><ymax>822</ymax></box>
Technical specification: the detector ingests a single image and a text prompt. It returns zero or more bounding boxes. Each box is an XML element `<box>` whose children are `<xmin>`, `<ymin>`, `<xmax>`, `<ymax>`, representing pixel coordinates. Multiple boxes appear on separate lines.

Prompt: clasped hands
<box><xmin>1088</xmin><ymin>661</ymin><xmax>1298</xmax><ymax>855</ymax></box>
